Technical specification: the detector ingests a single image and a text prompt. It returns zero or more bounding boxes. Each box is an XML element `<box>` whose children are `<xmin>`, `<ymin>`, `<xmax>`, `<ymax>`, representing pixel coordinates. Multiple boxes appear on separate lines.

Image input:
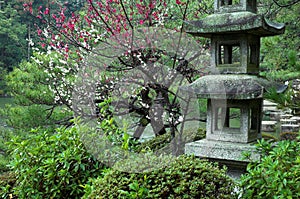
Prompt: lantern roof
<box><xmin>185</xmin><ymin>12</ymin><xmax>285</xmax><ymax>38</ymax></box>
<box><xmin>181</xmin><ymin>75</ymin><xmax>286</xmax><ymax>99</ymax></box>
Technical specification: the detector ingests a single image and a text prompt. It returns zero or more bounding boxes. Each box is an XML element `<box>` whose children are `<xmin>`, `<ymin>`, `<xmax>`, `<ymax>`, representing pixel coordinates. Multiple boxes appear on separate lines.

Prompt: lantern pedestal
<box><xmin>185</xmin><ymin>139</ymin><xmax>260</xmax><ymax>171</ymax></box>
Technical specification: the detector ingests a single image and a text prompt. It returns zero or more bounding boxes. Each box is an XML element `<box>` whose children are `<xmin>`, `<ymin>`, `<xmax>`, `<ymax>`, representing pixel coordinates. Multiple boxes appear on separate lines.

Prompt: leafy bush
<box><xmin>83</xmin><ymin>155</ymin><xmax>237</xmax><ymax>199</ymax></box>
<box><xmin>0</xmin><ymin>127</ymin><xmax>11</xmax><ymax>173</ymax></box>
<box><xmin>240</xmin><ymin>138</ymin><xmax>300</xmax><ymax>198</ymax></box>
<box><xmin>7</xmin><ymin>125</ymin><xmax>105</xmax><ymax>199</ymax></box>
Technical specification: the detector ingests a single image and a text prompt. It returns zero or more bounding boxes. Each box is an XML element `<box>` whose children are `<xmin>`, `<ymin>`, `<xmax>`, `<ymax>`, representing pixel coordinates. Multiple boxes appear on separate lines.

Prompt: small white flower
<box><xmin>178</xmin><ymin>116</ymin><xmax>184</xmax><ymax>122</ymax></box>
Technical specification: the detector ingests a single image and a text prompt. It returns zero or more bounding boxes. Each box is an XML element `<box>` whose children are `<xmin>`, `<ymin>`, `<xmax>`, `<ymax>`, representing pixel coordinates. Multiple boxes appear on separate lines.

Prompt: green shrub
<box><xmin>0</xmin><ymin>131</ymin><xmax>9</xmax><ymax>173</ymax></box>
<box><xmin>83</xmin><ymin>155</ymin><xmax>237</xmax><ymax>199</ymax></box>
<box><xmin>240</xmin><ymin>139</ymin><xmax>300</xmax><ymax>198</ymax></box>
<box><xmin>8</xmin><ymin>125</ymin><xmax>105</xmax><ymax>199</ymax></box>
<box><xmin>0</xmin><ymin>127</ymin><xmax>15</xmax><ymax>173</ymax></box>
<box><xmin>0</xmin><ymin>154</ymin><xmax>8</xmax><ymax>173</ymax></box>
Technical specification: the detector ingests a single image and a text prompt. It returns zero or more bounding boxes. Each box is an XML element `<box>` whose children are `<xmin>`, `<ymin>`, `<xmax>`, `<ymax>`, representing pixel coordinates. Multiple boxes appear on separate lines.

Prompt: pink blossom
<box><xmin>37</xmin><ymin>29</ymin><xmax>42</xmax><ymax>35</ymax></box>
<box><xmin>44</xmin><ymin>8</ymin><xmax>50</xmax><ymax>15</ymax></box>
<box><xmin>65</xmin><ymin>45</ymin><xmax>69</xmax><ymax>52</ymax></box>
<box><xmin>149</xmin><ymin>1</ymin><xmax>156</xmax><ymax>9</ymax></box>
<box><xmin>176</xmin><ymin>0</ymin><xmax>182</xmax><ymax>5</ymax></box>
<box><xmin>68</xmin><ymin>22</ymin><xmax>75</xmax><ymax>31</ymax></box>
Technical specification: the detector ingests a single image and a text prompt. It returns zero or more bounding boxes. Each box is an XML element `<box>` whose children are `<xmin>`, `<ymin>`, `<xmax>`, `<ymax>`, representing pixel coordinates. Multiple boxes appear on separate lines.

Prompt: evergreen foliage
<box><xmin>5</xmin><ymin>124</ymin><xmax>105</xmax><ymax>199</ymax></box>
<box><xmin>83</xmin><ymin>155</ymin><xmax>237</xmax><ymax>199</ymax></box>
<box><xmin>0</xmin><ymin>2</ymin><xmax>27</xmax><ymax>71</ymax></box>
<box><xmin>259</xmin><ymin>1</ymin><xmax>300</xmax><ymax>111</ymax></box>
<box><xmin>3</xmin><ymin>52</ymin><xmax>73</xmax><ymax>131</ymax></box>
<box><xmin>240</xmin><ymin>138</ymin><xmax>300</xmax><ymax>198</ymax></box>
<box><xmin>0</xmin><ymin>171</ymin><xmax>17</xmax><ymax>199</ymax></box>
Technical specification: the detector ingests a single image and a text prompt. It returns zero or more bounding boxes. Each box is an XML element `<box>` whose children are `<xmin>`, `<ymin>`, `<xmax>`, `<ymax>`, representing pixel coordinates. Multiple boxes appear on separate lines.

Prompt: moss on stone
<box><xmin>185</xmin><ymin>11</ymin><xmax>285</xmax><ymax>37</ymax></box>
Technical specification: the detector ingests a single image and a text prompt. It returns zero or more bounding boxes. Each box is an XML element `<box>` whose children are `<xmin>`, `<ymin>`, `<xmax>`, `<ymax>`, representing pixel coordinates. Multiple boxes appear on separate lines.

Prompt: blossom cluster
<box><xmin>23</xmin><ymin>0</ymin><xmax>210</xmax><ymax>136</ymax></box>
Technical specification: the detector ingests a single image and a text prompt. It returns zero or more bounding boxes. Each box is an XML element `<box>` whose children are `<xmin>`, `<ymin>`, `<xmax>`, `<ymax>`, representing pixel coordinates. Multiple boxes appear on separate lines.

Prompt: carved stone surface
<box><xmin>184</xmin><ymin>1</ymin><xmax>285</xmax><ymax>75</ymax></box>
<box><xmin>185</xmin><ymin>139</ymin><xmax>260</xmax><ymax>162</ymax></box>
<box><xmin>205</xmin><ymin>98</ymin><xmax>263</xmax><ymax>143</ymax></box>
<box><xmin>261</xmin><ymin>121</ymin><xmax>277</xmax><ymax>132</ymax></box>
<box><xmin>185</xmin><ymin>12</ymin><xmax>285</xmax><ymax>38</ymax></box>
<box><xmin>183</xmin><ymin>75</ymin><xmax>282</xmax><ymax>99</ymax></box>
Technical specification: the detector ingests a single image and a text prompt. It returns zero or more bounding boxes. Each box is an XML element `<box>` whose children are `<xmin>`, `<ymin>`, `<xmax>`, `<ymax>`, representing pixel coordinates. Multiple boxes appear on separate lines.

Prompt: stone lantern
<box><xmin>182</xmin><ymin>0</ymin><xmax>285</xmax><ymax>170</ymax></box>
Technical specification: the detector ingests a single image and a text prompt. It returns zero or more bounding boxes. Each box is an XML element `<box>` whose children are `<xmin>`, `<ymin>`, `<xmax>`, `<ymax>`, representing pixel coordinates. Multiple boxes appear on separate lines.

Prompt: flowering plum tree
<box><xmin>21</xmin><ymin>0</ymin><xmax>213</xmax><ymax>142</ymax></box>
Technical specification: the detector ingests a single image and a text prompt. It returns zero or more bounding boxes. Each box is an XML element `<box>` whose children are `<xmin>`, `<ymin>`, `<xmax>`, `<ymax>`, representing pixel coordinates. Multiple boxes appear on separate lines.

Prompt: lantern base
<box><xmin>185</xmin><ymin>139</ymin><xmax>260</xmax><ymax>179</ymax></box>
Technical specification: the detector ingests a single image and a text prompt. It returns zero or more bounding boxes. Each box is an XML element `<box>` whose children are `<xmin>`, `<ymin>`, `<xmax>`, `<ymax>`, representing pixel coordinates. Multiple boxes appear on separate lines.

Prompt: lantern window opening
<box><xmin>214</xmin><ymin>107</ymin><xmax>241</xmax><ymax>131</ymax></box>
<box><xmin>229</xmin><ymin>108</ymin><xmax>241</xmax><ymax>128</ymax></box>
<box><xmin>218</xmin><ymin>44</ymin><xmax>241</xmax><ymax>66</ymax></box>
<box><xmin>220</xmin><ymin>0</ymin><xmax>241</xmax><ymax>6</ymax></box>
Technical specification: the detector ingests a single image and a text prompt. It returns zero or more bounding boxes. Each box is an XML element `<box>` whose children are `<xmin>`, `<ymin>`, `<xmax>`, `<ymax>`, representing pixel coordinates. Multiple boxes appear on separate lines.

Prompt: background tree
<box><xmin>259</xmin><ymin>0</ymin><xmax>300</xmax><ymax>113</ymax></box>
<box><xmin>0</xmin><ymin>2</ymin><xmax>27</xmax><ymax>71</ymax></box>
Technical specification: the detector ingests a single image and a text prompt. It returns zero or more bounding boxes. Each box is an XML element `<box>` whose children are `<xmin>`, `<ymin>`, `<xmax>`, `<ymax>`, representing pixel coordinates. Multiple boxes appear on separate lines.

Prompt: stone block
<box><xmin>280</xmin><ymin>114</ymin><xmax>293</xmax><ymax>119</ymax></box>
<box><xmin>185</xmin><ymin>139</ymin><xmax>260</xmax><ymax>163</ymax></box>
<box><xmin>263</xmin><ymin>106</ymin><xmax>278</xmax><ymax>112</ymax></box>
<box><xmin>269</xmin><ymin>111</ymin><xmax>283</xmax><ymax>121</ymax></box>
<box><xmin>261</xmin><ymin>121</ymin><xmax>277</xmax><ymax>132</ymax></box>
<box><xmin>263</xmin><ymin>100</ymin><xmax>278</xmax><ymax>107</ymax></box>
<box><xmin>280</xmin><ymin>119</ymin><xmax>298</xmax><ymax>125</ymax></box>
<box><xmin>290</xmin><ymin>116</ymin><xmax>300</xmax><ymax>125</ymax></box>
<box><xmin>281</xmin><ymin>124</ymin><xmax>299</xmax><ymax>133</ymax></box>
<box><xmin>206</xmin><ymin>99</ymin><xmax>262</xmax><ymax>143</ymax></box>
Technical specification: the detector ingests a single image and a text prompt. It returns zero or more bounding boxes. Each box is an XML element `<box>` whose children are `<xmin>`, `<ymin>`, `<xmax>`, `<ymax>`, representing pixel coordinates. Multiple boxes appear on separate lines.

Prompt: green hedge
<box><xmin>6</xmin><ymin>125</ymin><xmax>105</xmax><ymax>199</ymax></box>
<box><xmin>83</xmin><ymin>155</ymin><xmax>237</xmax><ymax>199</ymax></box>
